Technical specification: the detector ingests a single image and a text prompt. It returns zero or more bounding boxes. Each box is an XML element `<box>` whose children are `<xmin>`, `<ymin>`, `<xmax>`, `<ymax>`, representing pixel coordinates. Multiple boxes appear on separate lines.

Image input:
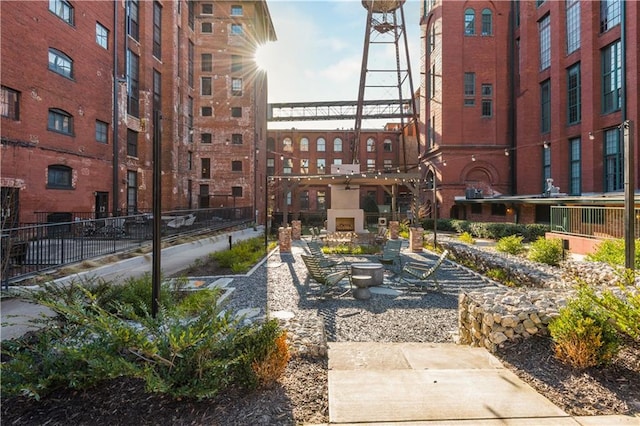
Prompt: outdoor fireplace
<box><xmin>325</xmin><ymin>164</ymin><xmax>366</xmax><ymax>233</ymax></box>
<box><xmin>335</xmin><ymin>217</ymin><xmax>355</xmax><ymax>232</ymax></box>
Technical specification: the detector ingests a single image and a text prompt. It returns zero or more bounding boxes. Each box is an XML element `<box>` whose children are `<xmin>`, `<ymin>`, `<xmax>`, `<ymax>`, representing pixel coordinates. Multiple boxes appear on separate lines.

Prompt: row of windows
<box><xmin>464</xmin><ymin>8</ymin><xmax>493</xmax><ymax>36</ymax></box>
<box><xmin>199</xmin><ymin>3</ymin><xmax>243</xmax><ymax>17</ymax></box>
<box><xmin>272</xmin><ymin>137</ymin><xmax>393</xmax><ymax>153</ymax></box>
<box><xmin>200</xmin><ymin>22</ymin><xmax>243</xmax><ymax>35</ymax></box>
<box><xmin>199</xmin><ymin>77</ymin><xmax>243</xmax><ymax>97</ymax></box>
<box><xmin>196</xmin><ymin>132</ymin><xmax>243</xmax><ymax>144</ymax></box>
<box><xmin>269</xmin><ymin>158</ymin><xmax>395</xmax><ymax>175</ymax></box>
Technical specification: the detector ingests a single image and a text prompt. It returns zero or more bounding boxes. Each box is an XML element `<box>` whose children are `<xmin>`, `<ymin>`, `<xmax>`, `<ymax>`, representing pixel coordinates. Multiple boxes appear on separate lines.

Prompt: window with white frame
<box><xmin>201</xmin><ymin>22</ymin><xmax>212</xmax><ymax>33</ymax></box>
<box><xmin>604</xmin><ymin>127</ymin><xmax>622</xmax><ymax>191</ymax></box>
<box><xmin>600</xmin><ymin>0</ymin><xmax>621</xmax><ymax>33</ymax></box>
<box><xmin>96</xmin><ymin>23</ymin><xmax>108</xmax><ymax>49</ymax></box>
<box><xmin>367</xmin><ymin>159</ymin><xmax>375</xmax><ymax>172</ymax></box>
<box><xmin>317</xmin><ymin>137</ymin><xmax>326</xmax><ymax>152</ymax></box>
<box><xmin>566</xmin><ymin>0</ymin><xmax>580</xmax><ymax>54</ymax></box>
<box><xmin>231</xmin><ymin>24</ymin><xmax>243</xmax><ymax>35</ymax></box>
<box><xmin>567</xmin><ymin>63</ymin><xmax>581</xmax><ymax>125</ymax></box>
<box><xmin>333</xmin><ymin>158</ymin><xmax>342</xmax><ymax>166</ymax></box>
<box><xmin>464</xmin><ymin>9</ymin><xmax>475</xmax><ymax>35</ymax></box>
<box><xmin>201</xmin><ymin>106</ymin><xmax>212</xmax><ymax>116</ymax></box>
<box><xmin>317</xmin><ymin>191</ymin><xmax>326</xmax><ymax>210</ymax></box>
<box><xmin>231</xmin><ymin>133</ymin><xmax>242</xmax><ymax>144</ymax></box>
<box><xmin>201</xmin><ymin>3</ymin><xmax>213</xmax><ymax>14</ymax></box>
<box><xmin>127</xmin><ymin>170</ymin><xmax>138</xmax><ymax>211</ymax></box>
<box><xmin>48</xmin><ymin>48</ymin><xmax>73</xmax><ymax>78</ymax></box>
<box><xmin>300</xmin><ymin>137</ymin><xmax>309</xmax><ymax>151</ymax></box>
<box><xmin>300</xmin><ymin>159</ymin><xmax>309</xmax><ymax>174</ymax></box>
<box><xmin>366</xmin><ymin>138</ymin><xmax>376</xmax><ymax>152</ymax></box>
<box><xmin>48</xmin><ymin>108</ymin><xmax>73</xmax><ymax>135</ymax></box>
<box><xmin>569</xmin><ymin>137</ymin><xmax>581</xmax><ymax>195</ymax></box>
<box><xmin>481</xmin><ymin>9</ymin><xmax>492</xmax><ymax>36</ymax></box>
<box><xmin>283</xmin><ymin>137</ymin><xmax>293</xmax><ymax>152</ymax></box>
<box><xmin>231</xmin><ymin>78</ymin><xmax>242</xmax><ymax>96</ymax></box>
<box><xmin>317</xmin><ymin>158</ymin><xmax>326</xmax><ymax>174</ymax></box>
<box><xmin>127</xmin><ymin>0</ymin><xmax>139</xmax><ymax>41</ymax></box>
<box><xmin>539</xmin><ymin>15</ymin><xmax>551</xmax><ymax>70</ymax></box>
<box><xmin>542</xmin><ymin>145</ymin><xmax>551</xmax><ymax>191</ymax></box>
<box><xmin>283</xmin><ymin>158</ymin><xmax>293</xmax><ymax>174</ymax></box>
<box><xmin>201</xmin><ymin>77</ymin><xmax>212</xmax><ymax>95</ymax></box>
<box><xmin>231</xmin><ymin>5</ymin><xmax>243</xmax><ymax>16</ymax></box>
<box><xmin>333</xmin><ymin>137</ymin><xmax>342</xmax><ymax>152</ymax></box>
<box><xmin>96</xmin><ymin>120</ymin><xmax>108</xmax><ymax>144</ymax></box>
<box><xmin>602</xmin><ymin>40</ymin><xmax>622</xmax><ymax>114</ymax></box>
<box><xmin>127</xmin><ymin>129</ymin><xmax>138</xmax><ymax>157</ymax></box>
<box><xmin>49</xmin><ymin>0</ymin><xmax>74</xmax><ymax>25</ymax></box>
<box><xmin>464</xmin><ymin>72</ymin><xmax>475</xmax><ymax>105</ymax></box>
<box><xmin>384</xmin><ymin>159</ymin><xmax>393</xmax><ymax>170</ymax></box>
<box><xmin>383</xmin><ymin>139</ymin><xmax>392</xmax><ymax>152</ymax></box>
<box><xmin>201</xmin><ymin>53</ymin><xmax>212</xmax><ymax>71</ymax></box>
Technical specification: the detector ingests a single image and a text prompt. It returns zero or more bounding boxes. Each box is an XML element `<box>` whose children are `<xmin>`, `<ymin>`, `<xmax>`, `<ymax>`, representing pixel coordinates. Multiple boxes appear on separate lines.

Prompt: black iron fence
<box><xmin>2</xmin><ymin>207</ymin><xmax>253</xmax><ymax>286</ymax></box>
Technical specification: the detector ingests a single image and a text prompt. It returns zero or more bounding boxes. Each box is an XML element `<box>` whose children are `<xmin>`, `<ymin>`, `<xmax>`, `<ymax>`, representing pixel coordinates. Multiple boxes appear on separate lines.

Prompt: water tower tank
<box><xmin>361</xmin><ymin>0</ymin><xmax>405</xmax><ymax>13</ymax></box>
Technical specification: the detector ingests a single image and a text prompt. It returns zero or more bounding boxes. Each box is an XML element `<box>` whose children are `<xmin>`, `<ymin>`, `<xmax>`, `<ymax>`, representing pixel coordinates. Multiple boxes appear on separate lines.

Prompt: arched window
<box><xmin>47</xmin><ymin>165</ymin><xmax>73</xmax><ymax>189</ymax></box>
<box><xmin>333</xmin><ymin>137</ymin><xmax>342</xmax><ymax>152</ymax></box>
<box><xmin>48</xmin><ymin>48</ymin><xmax>73</xmax><ymax>78</ymax></box>
<box><xmin>282</xmin><ymin>137</ymin><xmax>293</xmax><ymax>152</ymax></box>
<box><xmin>48</xmin><ymin>108</ymin><xmax>73</xmax><ymax>135</ymax></box>
<box><xmin>300</xmin><ymin>137</ymin><xmax>309</xmax><ymax>152</ymax></box>
<box><xmin>366</xmin><ymin>137</ymin><xmax>376</xmax><ymax>152</ymax></box>
<box><xmin>316</xmin><ymin>137</ymin><xmax>326</xmax><ymax>152</ymax></box>
<box><xmin>481</xmin><ymin>9</ymin><xmax>493</xmax><ymax>35</ymax></box>
<box><xmin>464</xmin><ymin>9</ymin><xmax>475</xmax><ymax>36</ymax></box>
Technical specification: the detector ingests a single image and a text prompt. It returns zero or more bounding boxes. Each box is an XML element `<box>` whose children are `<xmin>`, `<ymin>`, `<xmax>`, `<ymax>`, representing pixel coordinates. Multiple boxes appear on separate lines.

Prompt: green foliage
<box><xmin>484</xmin><ymin>268</ymin><xmax>516</xmax><ymax>287</ymax></box>
<box><xmin>527</xmin><ymin>237</ymin><xmax>564</xmax><ymax>266</ymax></box>
<box><xmin>586</xmin><ymin>238</ymin><xmax>640</xmax><ymax>269</ymax></box>
<box><xmin>583</xmin><ymin>278</ymin><xmax>640</xmax><ymax>341</ymax></box>
<box><xmin>495</xmin><ymin>235</ymin><xmax>525</xmax><ymax>255</ymax></box>
<box><xmin>322</xmin><ymin>244</ymin><xmax>379</xmax><ymax>255</ymax></box>
<box><xmin>1</xmin><ymin>279</ymin><xmax>286</xmax><ymax>401</ymax></box>
<box><xmin>421</xmin><ymin>219</ymin><xmax>549</xmax><ymax>242</ymax></box>
<box><xmin>361</xmin><ymin>194</ymin><xmax>379</xmax><ymax>214</ymax></box>
<box><xmin>549</xmin><ymin>288</ymin><xmax>619</xmax><ymax>368</ymax></box>
<box><xmin>212</xmin><ymin>237</ymin><xmax>267</xmax><ymax>273</ymax></box>
<box><xmin>458</xmin><ymin>232</ymin><xmax>476</xmax><ymax>244</ymax></box>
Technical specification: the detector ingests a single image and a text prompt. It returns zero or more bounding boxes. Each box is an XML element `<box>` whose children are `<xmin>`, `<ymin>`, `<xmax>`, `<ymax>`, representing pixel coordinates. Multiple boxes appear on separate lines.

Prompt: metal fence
<box><xmin>550</xmin><ymin>205</ymin><xmax>640</xmax><ymax>239</ymax></box>
<box><xmin>1</xmin><ymin>207</ymin><xmax>253</xmax><ymax>286</ymax></box>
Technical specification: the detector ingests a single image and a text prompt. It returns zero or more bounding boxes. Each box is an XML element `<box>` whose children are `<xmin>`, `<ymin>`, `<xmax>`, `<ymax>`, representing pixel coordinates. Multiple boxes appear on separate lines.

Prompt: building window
<box><xmin>491</xmin><ymin>204</ymin><xmax>506</xmax><ymax>216</ymax></box>
<box><xmin>188</xmin><ymin>96</ymin><xmax>193</xmax><ymax>143</ymax></box>
<box><xmin>127</xmin><ymin>0</ymin><xmax>139</xmax><ymax>41</ymax></box>
<box><xmin>542</xmin><ymin>145</ymin><xmax>551</xmax><ymax>191</ymax></box>
<box><xmin>201</xmin><ymin>77</ymin><xmax>212</xmax><ymax>95</ymax></box>
<box><xmin>604</xmin><ymin>127</ymin><xmax>622</xmax><ymax>192</ymax></box>
<box><xmin>188</xmin><ymin>41</ymin><xmax>194</xmax><ymax>88</ymax></box>
<box><xmin>540</xmin><ymin>79</ymin><xmax>551</xmax><ymax>133</ymax></box>
<box><xmin>464</xmin><ymin>72</ymin><xmax>475</xmax><ymax>105</ymax></box>
<box><xmin>201</xmin><ymin>22</ymin><xmax>212</xmax><ymax>33</ymax></box>
<box><xmin>602</xmin><ymin>40</ymin><xmax>622</xmax><ymax>114</ymax></box>
<box><xmin>430</xmin><ymin>64</ymin><xmax>436</xmax><ymax>99</ymax></box>
<box><xmin>201</xmin><ymin>133</ymin><xmax>212</xmax><ymax>144</ymax></box>
<box><xmin>366</xmin><ymin>138</ymin><xmax>375</xmax><ymax>152</ymax></box>
<box><xmin>231</xmin><ymin>107</ymin><xmax>242</xmax><ymax>118</ymax></box>
<box><xmin>481</xmin><ymin>9</ymin><xmax>492</xmax><ymax>36</ymax></box>
<box><xmin>127</xmin><ymin>129</ymin><xmax>138</xmax><ymax>157</ymax></box>
<box><xmin>481</xmin><ymin>100</ymin><xmax>492</xmax><ymax>117</ymax></box>
<box><xmin>231</xmin><ymin>24</ymin><xmax>243</xmax><ymax>35</ymax></box>
<box><xmin>127</xmin><ymin>170</ymin><xmax>137</xmax><ymax>212</ymax></box>
<box><xmin>384</xmin><ymin>159</ymin><xmax>393</xmax><ymax>170</ymax></box>
<box><xmin>231</xmin><ymin>78</ymin><xmax>242</xmax><ymax>96</ymax></box>
<box><xmin>188</xmin><ymin>0</ymin><xmax>194</xmax><ymax>29</ymax></box>
<box><xmin>96</xmin><ymin>23</ymin><xmax>109</xmax><ymax>49</ymax></box>
<box><xmin>367</xmin><ymin>159</ymin><xmax>376</xmax><ymax>172</ymax></box>
<box><xmin>96</xmin><ymin>120</ymin><xmax>108</xmax><ymax>144</ymax></box>
<box><xmin>127</xmin><ymin>49</ymin><xmax>140</xmax><ymax>117</ymax></box>
<box><xmin>232</xmin><ymin>186</ymin><xmax>243</xmax><ymax>197</ymax></box>
<box><xmin>49</xmin><ymin>0</ymin><xmax>74</xmax><ymax>25</ymax></box>
<box><xmin>231</xmin><ymin>55</ymin><xmax>242</xmax><ymax>73</ymax></box>
<box><xmin>153</xmin><ymin>2</ymin><xmax>162</xmax><ymax>59</ymax></box>
<box><xmin>569</xmin><ymin>137</ymin><xmax>581</xmax><ymax>195</ymax></box>
<box><xmin>267</xmin><ymin>158</ymin><xmax>275</xmax><ymax>175</ymax></box>
<box><xmin>231</xmin><ymin>5</ymin><xmax>243</xmax><ymax>16</ymax></box>
<box><xmin>201</xmin><ymin>106</ymin><xmax>212</xmax><ymax>116</ymax></box>
<box><xmin>481</xmin><ymin>84</ymin><xmax>492</xmax><ymax>97</ymax></box>
<box><xmin>153</xmin><ymin>69</ymin><xmax>161</xmax><ymax>111</ymax></box>
<box><xmin>429</xmin><ymin>24</ymin><xmax>436</xmax><ymax>52</ymax></box>
<box><xmin>536</xmin><ymin>0</ymin><xmax>546</xmax><ymax>6</ymax></box>
<box><xmin>464</xmin><ymin>9</ymin><xmax>475</xmax><ymax>35</ymax></box>
<box><xmin>188</xmin><ymin>151</ymin><xmax>193</xmax><ymax>170</ymax></box>
<box><xmin>317</xmin><ymin>191</ymin><xmax>326</xmax><ymax>210</ymax></box>
<box><xmin>231</xmin><ymin>160</ymin><xmax>242</xmax><ymax>172</ymax></box>
<box><xmin>600</xmin><ymin>0</ymin><xmax>621</xmax><ymax>33</ymax></box>
<box><xmin>201</xmin><ymin>3</ymin><xmax>213</xmax><ymax>14</ymax></box>
<box><xmin>567</xmin><ymin>63</ymin><xmax>581</xmax><ymax>125</ymax></box>
<box><xmin>232</xmin><ymin>133</ymin><xmax>242</xmax><ymax>144</ymax></box>
<box><xmin>1</xmin><ymin>86</ymin><xmax>20</xmax><ymax>120</ymax></box>
<box><xmin>539</xmin><ymin>15</ymin><xmax>551</xmax><ymax>70</ymax></box>
<box><xmin>47</xmin><ymin>165</ymin><xmax>72</xmax><ymax>189</ymax></box>
<box><xmin>317</xmin><ymin>158</ymin><xmax>326</xmax><ymax>174</ymax></box>
<box><xmin>48</xmin><ymin>48</ymin><xmax>73</xmax><ymax>79</ymax></box>
<box><xmin>333</xmin><ymin>137</ymin><xmax>342</xmax><ymax>152</ymax></box>
<box><xmin>317</xmin><ymin>137</ymin><xmax>326</xmax><ymax>152</ymax></box>
<box><xmin>566</xmin><ymin>0</ymin><xmax>580</xmax><ymax>54</ymax></box>
<box><xmin>300</xmin><ymin>190</ymin><xmax>309</xmax><ymax>210</ymax></box>
<box><xmin>333</xmin><ymin>158</ymin><xmax>342</xmax><ymax>166</ymax></box>
<box><xmin>383</xmin><ymin>139</ymin><xmax>392</xmax><ymax>152</ymax></box>
<box><xmin>283</xmin><ymin>158</ymin><xmax>293</xmax><ymax>174</ymax></box>
<box><xmin>282</xmin><ymin>137</ymin><xmax>293</xmax><ymax>152</ymax></box>
<box><xmin>201</xmin><ymin>53</ymin><xmax>212</xmax><ymax>72</ymax></box>
<box><xmin>48</xmin><ymin>108</ymin><xmax>73</xmax><ymax>135</ymax></box>
<box><xmin>300</xmin><ymin>137</ymin><xmax>309</xmax><ymax>151</ymax></box>
<box><xmin>300</xmin><ymin>159</ymin><xmax>309</xmax><ymax>174</ymax></box>
<box><xmin>201</xmin><ymin>158</ymin><xmax>211</xmax><ymax>179</ymax></box>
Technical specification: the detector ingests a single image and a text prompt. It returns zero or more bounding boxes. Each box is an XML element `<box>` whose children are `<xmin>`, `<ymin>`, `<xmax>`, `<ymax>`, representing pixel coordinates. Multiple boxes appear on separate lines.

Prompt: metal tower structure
<box><xmin>354</xmin><ymin>0</ymin><xmax>419</xmax><ymax>170</ymax></box>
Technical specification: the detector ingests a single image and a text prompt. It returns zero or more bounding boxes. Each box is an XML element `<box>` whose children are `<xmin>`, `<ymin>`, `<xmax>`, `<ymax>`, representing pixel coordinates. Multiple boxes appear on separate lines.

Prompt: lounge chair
<box><xmin>397</xmin><ymin>249</ymin><xmax>449</xmax><ymax>290</ymax></box>
<box><xmin>378</xmin><ymin>239</ymin><xmax>403</xmax><ymax>272</ymax></box>
<box><xmin>307</xmin><ymin>241</ymin><xmax>348</xmax><ymax>271</ymax></box>
<box><xmin>301</xmin><ymin>254</ymin><xmax>351</xmax><ymax>295</ymax></box>
<box><xmin>374</xmin><ymin>226</ymin><xmax>388</xmax><ymax>244</ymax></box>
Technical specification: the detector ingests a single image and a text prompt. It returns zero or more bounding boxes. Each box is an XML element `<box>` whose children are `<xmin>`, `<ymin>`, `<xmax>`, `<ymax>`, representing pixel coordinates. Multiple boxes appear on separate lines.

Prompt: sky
<box><xmin>255</xmin><ymin>0</ymin><xmax>423</xmax><ymax>130</ymax></box>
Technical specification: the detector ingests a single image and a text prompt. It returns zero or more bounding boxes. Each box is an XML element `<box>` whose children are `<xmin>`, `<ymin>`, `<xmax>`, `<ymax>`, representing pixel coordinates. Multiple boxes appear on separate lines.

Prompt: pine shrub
<box><xmin>495</xmin><ymin>235</ymin><xmax>525</xmax><ymax>255</ymax></box>
<box><xmin>527</xmin><ymin>237</ymin><xmax>563</xmax><ymax>266</ymax></box>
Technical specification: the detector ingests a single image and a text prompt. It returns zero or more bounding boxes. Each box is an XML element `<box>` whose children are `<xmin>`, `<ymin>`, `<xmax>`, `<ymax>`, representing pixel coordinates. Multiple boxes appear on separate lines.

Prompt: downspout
<box><xmin>112</xmin><ymin>0</ymin><xmax>119</xmax><ymax>216</ymax></box>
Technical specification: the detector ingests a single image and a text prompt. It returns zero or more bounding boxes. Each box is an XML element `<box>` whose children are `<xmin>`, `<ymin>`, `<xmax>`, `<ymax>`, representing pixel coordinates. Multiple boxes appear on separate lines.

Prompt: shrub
<box><xmin>458</xmin><ymin>232</ymin><xmax>475</xmax><ymax>244</ymax></box>
<box><xmin>495</xmin><ymin>235</ymin><xmax>525</xmax><ymax>255</ymax></box>
<box><xmin>484</xmin><ymin>268</ymin><xmax>516</xmax><ymax>287</ymax></box>
<box><xmin>527</xmin><ymin>237</ymin><xmax>563</xmax><ymax>266</ymax></box>
<box><xmin>583</xmin><ymin>277</ymin><xmax>640</xmax><ymax>341</ymax></box>
<box><xmin>212</xmin><ymin>237</ymin><xmax>267</xmax><ymax>273</ymax></box>
<box><xmin>548</xmin><ymin>289</ymin><xmax>619</xmax><ymax>368</ymax></box>
<box><xmin>586</xmin><ymin>238</ymin><xmax>640</xmax><ymax>269</ymax></box>
<box><xmin>251</xmin><ymin>331</ymin><xmax>290</xmax><ymax>388</ymax></box>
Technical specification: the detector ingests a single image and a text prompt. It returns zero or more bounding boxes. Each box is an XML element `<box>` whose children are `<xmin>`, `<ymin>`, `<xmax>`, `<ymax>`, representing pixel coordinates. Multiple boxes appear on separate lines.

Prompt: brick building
<box><xmin>1</xmin><ymin>0</ymin><xmax>274</xmax><ymax>226</ymax></box>
<box><xmin>420</xmin><ymin>0</ymin><xmax>639</xmax><ymax>224</ymax></box>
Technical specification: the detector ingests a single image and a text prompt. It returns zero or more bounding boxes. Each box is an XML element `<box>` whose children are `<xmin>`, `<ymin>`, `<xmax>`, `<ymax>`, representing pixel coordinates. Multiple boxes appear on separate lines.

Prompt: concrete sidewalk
<box><xmin>1</xmin><ymin>227</ymin><xmax>263</xmax><ymax>341</ymax></box>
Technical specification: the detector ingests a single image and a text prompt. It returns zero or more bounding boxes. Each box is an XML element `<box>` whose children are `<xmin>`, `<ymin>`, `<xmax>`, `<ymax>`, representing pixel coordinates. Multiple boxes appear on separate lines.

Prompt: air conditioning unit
<box><xmin>378</xmin><ymin>217</ymin><xmax>387</xmax><ymax>227</ymax></box>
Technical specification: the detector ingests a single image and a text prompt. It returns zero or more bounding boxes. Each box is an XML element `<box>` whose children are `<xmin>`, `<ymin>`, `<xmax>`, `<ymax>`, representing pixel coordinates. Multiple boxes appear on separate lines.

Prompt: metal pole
<box><xmin>151</xmin><ymin>110</ymin><xmax>162</xmax><ymax>318</ymax></box>
<box><xmin>432</xmin><ymin>168</ymin><xmax>438</xmax><ymax>248</ymax></box>
<box><xmin>623</xmin><ymin>120</ymin><xmax>635</xmax><ymax>272</ymax></box>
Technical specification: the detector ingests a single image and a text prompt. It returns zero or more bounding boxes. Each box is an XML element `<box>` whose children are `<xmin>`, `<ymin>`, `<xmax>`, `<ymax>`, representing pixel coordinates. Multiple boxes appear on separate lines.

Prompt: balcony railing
<box><xmin>550</xmin><ymin>206</ymin><xmax>640</xmax><ymax>239</ymax></box>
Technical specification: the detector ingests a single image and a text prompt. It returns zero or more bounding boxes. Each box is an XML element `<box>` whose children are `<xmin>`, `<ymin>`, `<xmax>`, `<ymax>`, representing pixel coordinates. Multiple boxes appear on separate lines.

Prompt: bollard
<box><xmin>229</xmin><ymin>235</ymin><xmax>232</xmax><ymax>249</ymax></box>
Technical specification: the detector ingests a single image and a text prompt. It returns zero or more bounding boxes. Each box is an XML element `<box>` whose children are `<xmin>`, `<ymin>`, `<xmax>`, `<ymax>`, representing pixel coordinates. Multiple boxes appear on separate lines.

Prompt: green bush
<box><xmin>549</xmin><ymin>288</ymin><xmax>619</xmax><ymax>368</ymax></box>
<box><xmin>1</xmin><ymin>280</ymin><xmax>286</xmax><ymax>400</ymax></box>
<box><xmin>586</xmin><ymin>238</ymin><xmax>640</xmax><ymax>269</ymax></box>
<box><xmin>583</xmin><ymin>278</ymin><xmax>640</xmax><ymax>341</ymax></box>
<box><xmin>527</xmin><ymin>237</ymin><xmax>563</xmax><ymax>266</ymax></box>
<box><xmin>495</xmin><ymin>235</ymin><xmax>525</xmax><ymax>255</ymax></box>
<box><xmin>212</xmin><ymin>237</ymin><xmax>267</xmax><ymax>273</ymax></box>
<box><xmin>458</xmin><ymin>232</ymin><xmax>475</xmax><ymax>244</ymax></box>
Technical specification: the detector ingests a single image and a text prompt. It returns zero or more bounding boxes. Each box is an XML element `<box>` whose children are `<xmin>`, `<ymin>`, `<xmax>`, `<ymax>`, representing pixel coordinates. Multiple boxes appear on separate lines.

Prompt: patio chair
<box><xmin>374</xmin><ymin>226</ymin><xmax>388</xmax><ymax>244</ymax></box>
<box><xmin>301</xmin><ymin>254</ymin><xmax>351</xmax><ymax>296</ymax></box>
<box><xmin>397</xmin><ymin>249</ymin><xmax>449</xmax><ymax>291</ymax></box>
<box><xmin>378</xmin><ymin>239</ymin><xmax>403</xmax><ymax>272</ymax></box>
<box><xmin>307</xmin><ymin>241</ymin><xmax>348</xmax><ymax>271</ymax></box>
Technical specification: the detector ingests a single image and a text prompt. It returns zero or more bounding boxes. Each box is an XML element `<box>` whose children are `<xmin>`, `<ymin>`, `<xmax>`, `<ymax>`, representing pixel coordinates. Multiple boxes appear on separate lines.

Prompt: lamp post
<box><xmin>622</xmin><ymin>120</ymin><xmax>635</xmax><ymax>272</ymax></box>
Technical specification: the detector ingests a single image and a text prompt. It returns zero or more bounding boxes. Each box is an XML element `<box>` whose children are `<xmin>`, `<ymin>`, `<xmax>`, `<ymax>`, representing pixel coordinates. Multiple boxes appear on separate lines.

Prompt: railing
<box><xmin>550</xmin><ymin>206</ymin><xmax>640</xmax><ymax>239</ymax></box>
<box><xmin>269</xmin><ymin>210</ymin><xmax>411</xmax><ymax>232</ymax></box>
<box><xmin>1</xmin><ymin>207</ymin><xmax>253</xmax><ymax>286</ymax></box>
